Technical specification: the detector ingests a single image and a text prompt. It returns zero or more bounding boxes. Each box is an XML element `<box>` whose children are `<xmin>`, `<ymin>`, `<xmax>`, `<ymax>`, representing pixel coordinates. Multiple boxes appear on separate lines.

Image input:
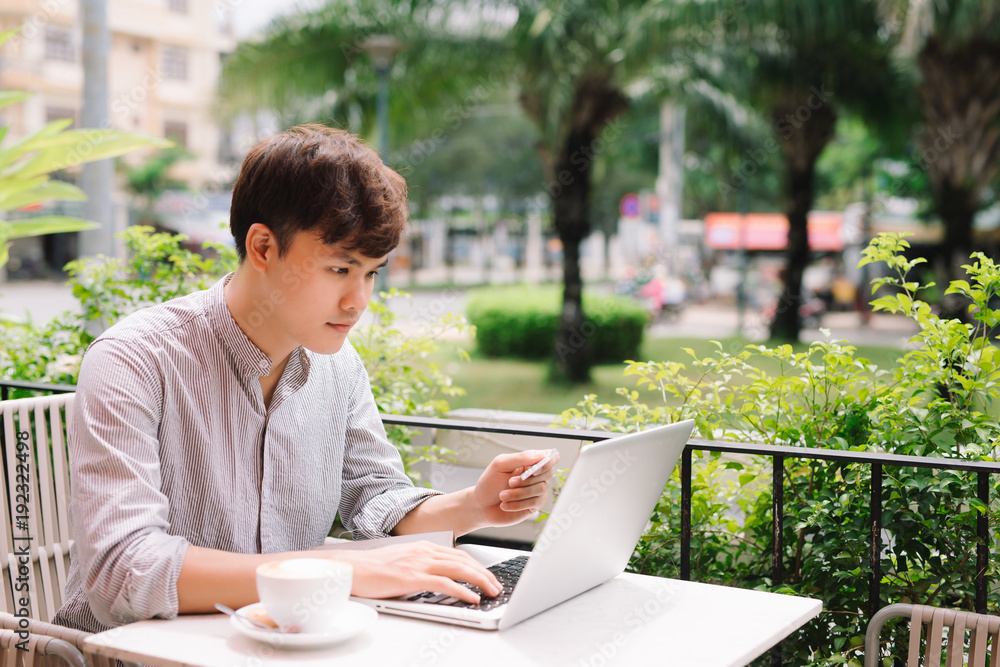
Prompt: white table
<box><xmin>85</xmin><ymin>573</ymin><xmax>821</xmax><ymax>667</ymax></box>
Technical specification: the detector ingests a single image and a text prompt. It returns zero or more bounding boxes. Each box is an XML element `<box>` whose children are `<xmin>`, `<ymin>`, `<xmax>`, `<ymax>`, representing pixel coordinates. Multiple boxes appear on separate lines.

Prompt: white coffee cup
<box><xmin>256</xmin><ymin>558</ymin><xmax>353</xmax><ymax>634</ymax></box>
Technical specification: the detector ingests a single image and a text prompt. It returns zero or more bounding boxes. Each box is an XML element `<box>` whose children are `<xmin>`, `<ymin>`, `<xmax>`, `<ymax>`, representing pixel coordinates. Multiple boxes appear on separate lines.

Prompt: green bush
<box><xmin>466</xmin><ymin>285</ymin><xmax>648</xmax><ymax>363</ymax></box>
<box><xmin>554</xmin><ymin>233</ymin><xmax>1000</xmax><ymax>666</ymax></box>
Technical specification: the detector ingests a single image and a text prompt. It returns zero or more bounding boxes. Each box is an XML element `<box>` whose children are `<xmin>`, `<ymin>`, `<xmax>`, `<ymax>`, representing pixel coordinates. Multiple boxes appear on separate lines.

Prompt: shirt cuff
<box><xmin>350</xmin><ymin>486</ymin><xmax>444</xmax><ymax>540</ymax></box>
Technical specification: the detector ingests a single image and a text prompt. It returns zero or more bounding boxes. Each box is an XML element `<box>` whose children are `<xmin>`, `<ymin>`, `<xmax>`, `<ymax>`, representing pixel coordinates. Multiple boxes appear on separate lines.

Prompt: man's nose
<box><xmin>342</xmin><ymin>278</ymin><xmax>369</xmax><ymax>311</ymax></box>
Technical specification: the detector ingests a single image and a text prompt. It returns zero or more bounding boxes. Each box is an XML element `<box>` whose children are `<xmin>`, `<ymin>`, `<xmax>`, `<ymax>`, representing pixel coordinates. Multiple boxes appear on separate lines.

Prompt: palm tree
<box><xmin>508</xmin><ymin>0</ymin><xmax>647</xmax><ymax>382</ymax></box>
<box><xmin>716</xmin><ymin>1</ymin><xmax>901</xmax><ymax>341</ymax></box>
<box><xmin>900</xmin><ymin>2</ymin><xmax>1000</xmax><ymax>320</ymax></box>
<box><xmin>218</xmin><ymin>1</ymin><xmax>508</xmax><ymax>150</ymax></box>
<box><xmin>222</xmin><ymin>0</ymin><xmax>722</xmax><ymax>383</ymax></box>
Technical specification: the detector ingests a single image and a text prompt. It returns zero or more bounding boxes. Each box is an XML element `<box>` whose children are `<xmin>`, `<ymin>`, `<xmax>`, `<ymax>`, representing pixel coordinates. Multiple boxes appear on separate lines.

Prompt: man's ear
<box><xmin>244</xmin><ymin>223</ymin><xmax>276</xmax><ymax>271</ymax></box>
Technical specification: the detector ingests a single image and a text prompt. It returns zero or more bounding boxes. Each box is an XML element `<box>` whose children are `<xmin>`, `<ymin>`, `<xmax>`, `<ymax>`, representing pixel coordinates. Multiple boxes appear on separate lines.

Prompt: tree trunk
<box><xmin>917</xmin><ymin>35</ymin><xmax>1000</xmax><ymax>320</ymax></box>
<box><xmin>768</xmin><ymin>94</ymin><xmax>837</xmax><ymax>342</ymax></box>
<box><xmin>770</xmin><ymin>162</ymin><xmax>815</xmax><ymax>342</ymax></box>
<box><xmin>551</xmin><ymin>127</ymin><xmax>595</xmax><ymax>384</ymax></box>
<box><xmin>934</xmin><ymin>182</ymin><xmax>977</xmax><ymax>321</ymax></box>
<box><xmin>527</xmin><ymin>74</ymin><xmax>629</xmax><ymax>384</ymax></box>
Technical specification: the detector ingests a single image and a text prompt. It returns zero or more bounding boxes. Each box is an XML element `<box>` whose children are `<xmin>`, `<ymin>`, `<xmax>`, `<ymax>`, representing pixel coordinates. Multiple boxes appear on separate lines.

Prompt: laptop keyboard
<box><xmin>403</xmin><ymin>554</ymin><xmax>530</xmax><ymax>611</ymax></box>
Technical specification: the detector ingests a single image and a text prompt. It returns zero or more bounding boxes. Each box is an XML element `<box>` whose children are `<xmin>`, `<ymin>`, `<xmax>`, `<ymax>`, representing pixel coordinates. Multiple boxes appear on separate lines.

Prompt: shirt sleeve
<box><xmin>69</xmin><ymin>338</ymin><xmax>190</xmax><ymax>627</ymax></box>
<box><xmin>337</xmin><ymin>351</ymin><xmax>443</xmax><ymax>539</ymax></box>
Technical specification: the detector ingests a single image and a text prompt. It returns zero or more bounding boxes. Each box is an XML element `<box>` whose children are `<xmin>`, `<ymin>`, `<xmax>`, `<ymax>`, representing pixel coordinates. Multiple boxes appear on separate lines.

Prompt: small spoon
<box><xmin>214</xmin><ymin>603</ymin><xmax>283</xmax><ymax>632</ymax></box>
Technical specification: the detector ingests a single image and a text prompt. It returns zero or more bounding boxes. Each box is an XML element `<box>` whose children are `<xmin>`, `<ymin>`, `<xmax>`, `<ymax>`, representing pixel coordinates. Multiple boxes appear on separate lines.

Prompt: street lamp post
<box><xmin>361</xmin><ymin>35</ymin><xmax>402</xmax><ymax>293</ymax></box>
<box><xmin>362</xmin><ymin>35</ymin><xmax>401</xmax><ymax>155</ymax></box>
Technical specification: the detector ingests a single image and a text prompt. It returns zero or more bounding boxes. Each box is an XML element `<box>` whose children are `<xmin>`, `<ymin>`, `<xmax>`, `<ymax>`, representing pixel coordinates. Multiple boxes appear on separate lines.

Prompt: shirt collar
<box><xmin>204</xmin><ymin>273</ymin><xmax>275</xmax><ymax>378</ymax></box>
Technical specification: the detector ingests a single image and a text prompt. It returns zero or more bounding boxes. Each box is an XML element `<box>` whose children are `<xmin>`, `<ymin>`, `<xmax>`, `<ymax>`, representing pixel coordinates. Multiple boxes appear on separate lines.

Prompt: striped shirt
<box><xmin>54</xmin><ymin>274</ymin><xmax>440</xmax><ymax>633</ymax></box>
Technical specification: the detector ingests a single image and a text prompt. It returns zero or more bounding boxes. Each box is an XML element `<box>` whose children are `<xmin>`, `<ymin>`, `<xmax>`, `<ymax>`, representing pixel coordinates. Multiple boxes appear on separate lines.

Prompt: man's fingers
<box><xmin>508</xmin><ymin>451</ymin><xmax>560</xmax><ymax>485</ymax></box>
<box><xmin>421</xmin><ymin>575</ymin><xmax>488</xmax><ymax>605</ymax></box>
<box><xmin>429</xmin><ymin>560</ymin><xmax>501</xmax><ymax>597</ymax></box>
<box><xmin>405</xmin><ymin>544</ymin><xmax>501</xmax><ymax>594</ymax></box>
<box><xmin>499</xmin><ymin>483</ymin><xmax>546</xmax><ymax>502</ymax></box>
<box><xmin>494</xmin><ymin>449</ymin><xmax>556</xmax><ymax>474</ymax></box>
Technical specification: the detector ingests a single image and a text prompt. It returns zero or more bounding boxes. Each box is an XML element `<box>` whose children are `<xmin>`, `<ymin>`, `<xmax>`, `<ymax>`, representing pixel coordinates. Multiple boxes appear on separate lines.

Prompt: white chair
<box><xmin>1</xmin><ymin>394</ymin><xmax>75</xmax><ymax>624</ymax></box>
<box><xmin>865</xmin><ymin>603</ymin><xmax>1000</xmax><ymax>667</ymax></box>
<box><xmin>0</xmin><ymin>394</ymin><xmax>122</xmax><ymax>667</ymax></box>
<box><xmin>0</xmin><ymin>613</ymin><xmax>86</xmax><ymax>666</ymax></box>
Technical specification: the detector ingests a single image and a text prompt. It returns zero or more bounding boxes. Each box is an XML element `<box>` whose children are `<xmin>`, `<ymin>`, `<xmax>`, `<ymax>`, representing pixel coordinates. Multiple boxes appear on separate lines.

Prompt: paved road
<box><xmin>0</xmin><ymin>279</ymin><xmax>918</xmax><ymax>348</ymax></box>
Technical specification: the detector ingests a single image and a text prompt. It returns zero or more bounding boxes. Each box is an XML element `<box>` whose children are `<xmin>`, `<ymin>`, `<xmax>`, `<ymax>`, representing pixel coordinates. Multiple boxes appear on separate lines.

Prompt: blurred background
<box><xmin>0</xmin><ymin>1</ymin><xmax>997</xmax><ymax>379</ymax></box>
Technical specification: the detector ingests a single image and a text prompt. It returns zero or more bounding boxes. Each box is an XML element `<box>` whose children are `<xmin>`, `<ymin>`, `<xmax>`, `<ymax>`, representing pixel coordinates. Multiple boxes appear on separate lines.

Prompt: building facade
<box><xmin>0</xmin><ymin>0</ymin><xmax>236</xmax><ymax>277</ymax></box>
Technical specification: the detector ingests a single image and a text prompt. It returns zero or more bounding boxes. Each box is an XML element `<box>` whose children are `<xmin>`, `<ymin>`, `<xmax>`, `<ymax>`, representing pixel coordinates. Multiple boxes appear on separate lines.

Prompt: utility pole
<box><xmin>362</xmin><ymin>35</ymin><xmax>402</xmax><ymax>295</ymax></box>
<box><xmin>79</xmin><ymin>0</ymin><xmax>114</xmax><ymax>259</ymax></box>
<box><xmin>656</xmin><ymin>101</ymin><xmax>686</xmax><ymax>273</ymax></box>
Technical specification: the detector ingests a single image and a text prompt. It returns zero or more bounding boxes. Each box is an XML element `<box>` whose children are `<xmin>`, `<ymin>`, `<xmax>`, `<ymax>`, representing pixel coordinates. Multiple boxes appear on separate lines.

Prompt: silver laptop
<box><xmin>355</xmin><ymin>420</ymin><xmax>695</xmax><ymax>630</ymax></box>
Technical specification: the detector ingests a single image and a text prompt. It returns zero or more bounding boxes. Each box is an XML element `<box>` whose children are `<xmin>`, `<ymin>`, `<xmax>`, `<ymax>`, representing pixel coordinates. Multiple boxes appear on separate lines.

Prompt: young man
<box><xmin>54</xmin><ymin>125</ymin><xmax>557</xmax><ymax>633</ymax></box>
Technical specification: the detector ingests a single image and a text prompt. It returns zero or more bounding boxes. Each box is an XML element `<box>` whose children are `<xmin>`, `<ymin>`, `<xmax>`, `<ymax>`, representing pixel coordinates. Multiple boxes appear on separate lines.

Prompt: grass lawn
<box><xmin>435</xmin><ymin>336</ymin><xmax>906</xmax><ymax>416</ymax></box>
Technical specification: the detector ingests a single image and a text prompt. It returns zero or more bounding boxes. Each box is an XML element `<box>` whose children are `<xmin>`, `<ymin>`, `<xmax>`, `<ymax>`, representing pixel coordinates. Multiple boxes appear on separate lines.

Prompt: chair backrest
<box><xmin>865</xmin><ymin>603</ymin><xmax>1000</xmax><ymax>667</ymax></box>
<box><xmin>0</xmin><ymin>612</ymin><xmax>119</xmax><ymax>667</ymax></box>
<box><xmin>0</xmin><ymin>627</ymin><xmax>85</xmax><ymax>667</ymax></box>
<box><xmin>0</xmin><ymin>394</ymin><xmax>75</xmax><ymax>624</ymax></box>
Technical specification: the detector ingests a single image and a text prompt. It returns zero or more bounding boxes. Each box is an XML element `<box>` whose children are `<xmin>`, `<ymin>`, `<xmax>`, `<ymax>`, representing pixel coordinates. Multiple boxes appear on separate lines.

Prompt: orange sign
<box><xmin>704</xmin><ymin>212</ymin><xmax>843</xmax><ymax>251</ymax></box>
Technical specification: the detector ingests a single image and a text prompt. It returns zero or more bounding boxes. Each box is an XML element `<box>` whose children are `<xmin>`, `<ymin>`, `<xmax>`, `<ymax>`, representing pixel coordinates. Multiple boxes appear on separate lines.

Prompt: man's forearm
<box><xmin>391</xmin><ymin>488</ymin><xmax>484</xmax><ymax>537</ymax></box>
<box><xmin>177</xmin><ymin>545</ymin><xmax>302</xmax><ymax>613</ymax></box>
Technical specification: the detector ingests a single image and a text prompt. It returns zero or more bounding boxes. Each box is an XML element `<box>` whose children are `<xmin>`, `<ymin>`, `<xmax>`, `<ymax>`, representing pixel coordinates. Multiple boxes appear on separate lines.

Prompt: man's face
<box><xmin>256</xmin><ymin>229</ymin><xmax>387</xmax><ymax>356</ymax></box>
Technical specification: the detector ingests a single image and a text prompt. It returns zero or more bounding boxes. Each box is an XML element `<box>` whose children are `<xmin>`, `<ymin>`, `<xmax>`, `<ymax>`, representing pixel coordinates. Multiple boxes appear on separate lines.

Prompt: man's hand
<box><xmin>327</xmin><ymin>541</ymin><xmax>502</xmax><ymax>604</ymax></box>
<box><xmin>177</xmin><ymin>541</ymin><xmax>503</xmax><ymax>613</ymax></box>
<box><xmin>472</xmin><ymin>450</ymin><xmax>560</xmax><ymax>527</ymax></box>
<box><xmin>392</xmin><ymin>449</ymin><xmax>560</xmax><ymax>538</ymax></box>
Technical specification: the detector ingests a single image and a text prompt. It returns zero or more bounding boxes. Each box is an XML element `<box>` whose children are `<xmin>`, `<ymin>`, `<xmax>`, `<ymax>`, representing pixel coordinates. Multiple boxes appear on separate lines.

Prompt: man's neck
<box><xmin>223</xmin><ymin>269</ymin><xmax>295</xmax><ymax>373</ymax></box>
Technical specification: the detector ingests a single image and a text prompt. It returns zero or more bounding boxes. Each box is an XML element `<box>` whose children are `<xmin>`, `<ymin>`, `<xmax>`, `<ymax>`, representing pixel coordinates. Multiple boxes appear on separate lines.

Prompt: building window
<box><xmin>164</xmin><ymin>121</ymin><xmax>188</xmax><ymax>148</ymax></box>
<box><xmin>168</xmin><ymin>0</ymin><xmax>187</xmax><ymax>13</ymax></box>
<box><xmin>162</xmin><ymin>46</ymin><xmax>188</xmax><ymax>80</ymax></box>
<box><xmin>45</xmin><ymin>27</ymin><xmax>75</xmax><ymax>62</ymax></box>
<box><xmin>45</xmin><ymin>106</ymin><xmax>77</xmax><ymax>127</ymax></box>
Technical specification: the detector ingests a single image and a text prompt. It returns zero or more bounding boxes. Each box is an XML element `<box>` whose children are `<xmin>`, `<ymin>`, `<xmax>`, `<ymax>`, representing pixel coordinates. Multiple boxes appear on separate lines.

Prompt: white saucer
<box><xmin>230</xmin><ymin>602</ymin><xmax>377</xmax><ymax>649</ymax></box>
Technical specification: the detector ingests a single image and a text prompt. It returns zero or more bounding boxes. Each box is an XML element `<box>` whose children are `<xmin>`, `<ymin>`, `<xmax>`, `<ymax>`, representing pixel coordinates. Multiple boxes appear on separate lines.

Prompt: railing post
<box><xmin>977</xmin><ymin>471</ymin><xmax>989</xmax><ymax>614</ymax></box>
<box><xmin>771</xmin><ymin>454</ymin><xmax>785</xmax><ymax>667</ymax></box>
<box><xmin>680</xmin><ymin>447</ymin><xmax>692</xmax><ymax>581</ymax></box>
<box><xmin>869</xmin><ymin>462</ymin><xmax>883</xmax><ymax>619</ymax></box>
<box><xmin>772</xmin><ymin>454</ymin><xmax>784</xmax><ymax>586</ymax></box>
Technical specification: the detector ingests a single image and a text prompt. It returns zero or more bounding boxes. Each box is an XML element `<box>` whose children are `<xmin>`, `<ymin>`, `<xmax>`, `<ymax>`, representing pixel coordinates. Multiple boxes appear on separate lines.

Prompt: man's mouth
<box><xmin>326</xmin><ymin>321</ymin><xmax>356</xmax><ymax>333</ymax></box>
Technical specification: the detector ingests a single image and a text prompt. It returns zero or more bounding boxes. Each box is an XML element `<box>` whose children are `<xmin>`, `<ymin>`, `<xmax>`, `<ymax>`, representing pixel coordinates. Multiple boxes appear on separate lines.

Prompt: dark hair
<box><xmin>229</xmin><ymin>124</ymin><xmax>407</xmax><ymax>261</ymax></box>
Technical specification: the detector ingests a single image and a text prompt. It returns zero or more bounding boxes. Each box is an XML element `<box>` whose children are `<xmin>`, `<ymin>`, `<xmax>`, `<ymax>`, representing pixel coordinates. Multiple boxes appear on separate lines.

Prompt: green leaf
<box><xmin>5</xmin><ymin>216</ymin><xmax>99</xmax><ymax>238</ymax></box>
<box><xmin>0</xmin><ymin>90</ymin><xmax>32</xmax><ymax>111</ymax></box>
<box><xmin>15</xmin><ymin>131</ymin><xmax>172</xmax><ymax>178</ymax></box>
<box><xmin>0</xmin><ymin>179</ymin><xmax>87</xmax><ymax>211</ymax></box>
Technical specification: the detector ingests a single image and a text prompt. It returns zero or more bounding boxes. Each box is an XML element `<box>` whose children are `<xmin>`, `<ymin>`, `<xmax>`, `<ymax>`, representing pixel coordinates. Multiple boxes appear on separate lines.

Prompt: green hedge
<box><xmin>465</xmin><ymin>285</ymin><xmax>648</xmax><ymax>362</ymax></box>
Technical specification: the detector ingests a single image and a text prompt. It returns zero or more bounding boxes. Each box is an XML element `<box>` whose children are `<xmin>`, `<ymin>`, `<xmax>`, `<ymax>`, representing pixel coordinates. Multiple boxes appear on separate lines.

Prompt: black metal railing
<box><xmin>4</xmin><ymin>380</ymin><xmax>998</xmax><ymax>665</ymax></box>
<box><xmin>0</xmin><ymin>379</ymin><xmax>77</xmax><ymax>401</ymax></box>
